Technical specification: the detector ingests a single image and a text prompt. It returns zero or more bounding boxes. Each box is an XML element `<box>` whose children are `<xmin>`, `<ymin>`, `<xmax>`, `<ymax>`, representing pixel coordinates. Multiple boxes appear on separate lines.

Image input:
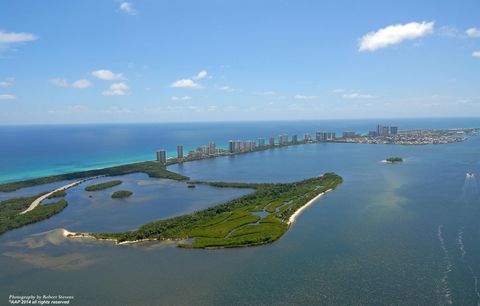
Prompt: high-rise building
<box><xmin>382</xmin><ymin>126</ymin><xmax>390</xmax><ymax>136</ymax></box>
<box><xmin>292</xmin><ymin>135</ymin><xmax>298</xmax><ymax>143</ymax></box>
<box><xmin>278</xmin><ymin>135</ymin><xmax>284</xmax><ymax>146</ymax></box>
<box><xmin>377</xmin><ymin>124</ymin><xmax>383</xmax><ymax>136</ymax></box>
<box><xmin>235</xmin><ymin>140</ymin><xmax>242</xmax><ymax>152</ymax></box>
<box><xmin>304</xmin><ymin>133</ymin><xmax>311</xmax><ymax>142</ymax></box>
<box><xmin>156</xmin><ymin>149</ymin><xmax>167</xmax><ymax>164</ymax></box>
<box><xmin>258</xmin><ymin>138</ymin><xmax>265</xmax><ymax>147</ymax></box>
<box><xmin>390</xmin><ymin>126</ymin><xmax>398</xmax><ymax>135</ymax></box>
<box><xmin>368</xmin><ymin>131</ymin><xmax>378</xmax><ymax>137</ymax></box>
<box><xmin>269</xmin><ymin>136</ymin><xmax>275</xmax><ymax>146</ymax></box>
<box><xmin>342</xmin><ymin>131</ymin><xmax>356</xmax><ymax>138</ymax></box>
<box><xmin>177</xmin><ymin>145</ymin><xmax>184</xmax><ymax>159</ymax></box>
<box><xmin>228</xmin><ymin>140</ymin><xmax>235</xmax><ymax>153</ymax></box>
<box><xmin>316</xmin><ymin>131</ymin><xmax>331</xmax><ymax>141</ymax></box>
<box><xmin>208</xmin><ymin>142</ymin><xmax>216</xmax><ymax>155</ymax></box>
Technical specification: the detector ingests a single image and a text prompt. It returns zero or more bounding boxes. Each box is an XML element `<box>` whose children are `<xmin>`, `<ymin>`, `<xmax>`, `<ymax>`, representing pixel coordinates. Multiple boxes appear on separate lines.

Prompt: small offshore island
<box><xmin>85</xmin><ymin>180</ymin><xmax>122</xmax><ymax>191</ymax></box>
<box><xmin>385</xmin><ymin>157</ymin><xmax>403</xmax><ymax>163</ymax></box>
<box><xmin>111</xmin><ymin>190</ymin><xmax>133</xmax><ymax>198</ymax></box>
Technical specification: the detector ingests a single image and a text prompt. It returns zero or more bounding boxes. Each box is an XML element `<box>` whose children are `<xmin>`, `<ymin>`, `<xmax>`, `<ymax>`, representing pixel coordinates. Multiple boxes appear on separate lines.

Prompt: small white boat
<box><xmin>466</xmin><ymin>172</ymin><xmax>474</xmax><ymax>177</ymax></box>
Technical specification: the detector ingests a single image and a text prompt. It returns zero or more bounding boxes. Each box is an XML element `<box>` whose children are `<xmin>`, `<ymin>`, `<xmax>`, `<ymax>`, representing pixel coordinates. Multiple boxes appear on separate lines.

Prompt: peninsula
<box><xmin>67</xmin><ymin>173</ymin><xmax>343</xmax><ymax>248</ymax></box>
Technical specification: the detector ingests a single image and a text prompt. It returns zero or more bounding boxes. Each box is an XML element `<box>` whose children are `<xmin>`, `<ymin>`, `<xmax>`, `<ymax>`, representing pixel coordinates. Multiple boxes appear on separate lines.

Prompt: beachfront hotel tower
<box><xmin>258</xmin><ymin>137</ymin><xmax>265</xmax><ymax>147</ymax></box>
<box><xmin>156</xmin><ymin>150</ymin><xmax>167</xmax><ymax>165</ymax></box>
<box><xmin>177</xmin><ymin>145</ymin><xmax>184</xmax><ymax>160</ymax></box>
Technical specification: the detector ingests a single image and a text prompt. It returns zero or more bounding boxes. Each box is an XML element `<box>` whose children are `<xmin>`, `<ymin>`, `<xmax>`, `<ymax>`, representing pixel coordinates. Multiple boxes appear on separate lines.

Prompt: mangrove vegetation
<box><xmin>111</xmin><ymin>190</ymin><xmax>133</xmax><ymax>198</ymax></box>
<box><xmin>0</xmin><ymin>194</ymin><xmax>68</xmax><ymax>235</ymax></box>
<box><xmin>85</xmin><ymin>180</ymin><xmax>122</xmax><ymax>191</ymax></box>
<box><xmin>78</xmin><ymin>173</ymin><xmax>342</xmax><ymax>248</ymax></box>
<box><xmin>386</xmin><ymin>157</ymin><xmax>403</xmax><ymax>163</ymax></box>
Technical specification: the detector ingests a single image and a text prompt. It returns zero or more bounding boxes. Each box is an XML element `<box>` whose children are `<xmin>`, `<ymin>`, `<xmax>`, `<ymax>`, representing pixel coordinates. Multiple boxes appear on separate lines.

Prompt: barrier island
<box><xmin>0</xmin><ymin>161</ymin><xmax>188</xmax><ymax>192</ymax></box>
<box><xmin>69</xmin><ymin>173</ymin><xmax>342</xmax><ymax>249</ymax></box>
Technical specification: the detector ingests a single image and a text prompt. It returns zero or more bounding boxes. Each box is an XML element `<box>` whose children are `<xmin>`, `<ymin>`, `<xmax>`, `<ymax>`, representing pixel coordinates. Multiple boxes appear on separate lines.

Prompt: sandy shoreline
<box><xmin>63</xmin><ymin>229</ymin><xmax>166</xmax><ymax>245</ymax></box>
<box><xmin>288</xmin><ymin>189</ymin><xmax>331</xmax><ymax>225</ymax></box>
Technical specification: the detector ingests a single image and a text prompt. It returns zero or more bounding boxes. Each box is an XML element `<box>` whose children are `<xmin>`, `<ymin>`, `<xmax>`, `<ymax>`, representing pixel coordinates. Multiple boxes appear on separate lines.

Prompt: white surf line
<box><xmin>288</xmin><ymin>189</ymin><xmax>331</xmax><ymax>225</ymax></box>
<box><xmin>19</xmin><ymin>175</ymin><xmax>104</xmax><ymax>215</ymax></box>
<box><xmin>438</xmin><ymin>225</ymin><xmax>453</xmax><ymax>305</ymax></box>
<box><xmin>457</xmin><ymin>227</ymin><xmax>480</xmax><ymax>305</ymax></box>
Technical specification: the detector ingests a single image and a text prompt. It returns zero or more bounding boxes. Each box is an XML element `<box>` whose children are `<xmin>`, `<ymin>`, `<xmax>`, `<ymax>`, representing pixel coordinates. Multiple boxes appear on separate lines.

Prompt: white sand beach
<box><xmin>288</xmin><ymin>189</ymin><xmax>331</xmax><ymax>225</ymax></box>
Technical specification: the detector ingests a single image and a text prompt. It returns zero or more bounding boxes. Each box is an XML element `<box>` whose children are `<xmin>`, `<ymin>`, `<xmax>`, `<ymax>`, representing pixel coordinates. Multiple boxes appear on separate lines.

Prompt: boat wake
<box><xmin>438</xmin><ymin>224</ymin><xmax>453</xmax><ymax>305</ymax></box>
<box><xmin>457</xmin><ymin>227</ymin><xmax>480</xmax><ymax>305</ymax></box>
<box><xmin>457</xmin><ymin>227</ymin><xmax>466</xmax><ymax>260</ymax></box>
<box><xmin>460</xmin><ymin>174</ymin><xmax>479</xmax><ymax>207</ymax></box>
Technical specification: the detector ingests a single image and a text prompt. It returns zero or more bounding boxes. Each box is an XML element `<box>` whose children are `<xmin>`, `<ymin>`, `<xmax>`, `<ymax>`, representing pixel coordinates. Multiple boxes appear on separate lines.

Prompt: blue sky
<box><xmin>0</xmin><ymin>0</ymin><xmax>479</xmax><ymax>124</ymax></box>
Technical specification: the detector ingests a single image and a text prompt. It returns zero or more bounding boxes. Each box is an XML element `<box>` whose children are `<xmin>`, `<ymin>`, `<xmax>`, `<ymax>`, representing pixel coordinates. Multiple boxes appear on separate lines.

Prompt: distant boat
<box><xmin>466</xmin><ymin>172</ymin><xmax>474</xmax><ymax>177</ymax></box>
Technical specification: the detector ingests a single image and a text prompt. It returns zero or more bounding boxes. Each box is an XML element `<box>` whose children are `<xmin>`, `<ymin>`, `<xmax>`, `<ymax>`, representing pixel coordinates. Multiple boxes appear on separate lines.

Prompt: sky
<box><xmin>0</xmin><ymin>0</ymin><xmax>479</xmax><ymax>124</ymax></box>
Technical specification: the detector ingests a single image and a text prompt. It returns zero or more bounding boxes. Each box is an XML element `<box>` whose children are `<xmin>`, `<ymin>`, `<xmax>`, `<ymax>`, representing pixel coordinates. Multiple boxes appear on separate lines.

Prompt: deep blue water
<box><xmin>1</xmin><ymin>118</ymin><xmax>479</xmax><ymax>183</ymax></box>
<box><xmin>0</xmin><ymin>118</ymin><xmax>479</xmax><ymax>305</ymax></box>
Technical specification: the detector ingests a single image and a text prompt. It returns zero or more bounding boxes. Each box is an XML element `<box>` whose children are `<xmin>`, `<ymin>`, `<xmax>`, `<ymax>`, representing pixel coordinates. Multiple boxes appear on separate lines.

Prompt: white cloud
<box><xmin>193</xmin><ymin>70</ymin><xmax>208</xmax><ymax>80</ymax></box>
<box><xmin>0</xmin><ymin>30</ymin><xmax>37</xmax><ymax>49</ymax></box>
<box><xmin>218</xmin><ymin>85</ymin><xmax>237</xmax><ymax>92</ymax></box>
<box><xmin>171</xmin><ymin>96</ymin><xmax>192</xmax><ymax>101</ymax></box>
<box><xmin>0</xmin><ymin>94</ymin><xmax>16</xmax><ymax>100</ymax></box>
<box><xmin>49</xmin><ymin>78</ymin><xmax>69</xmax><ymax>87</ymax></box>
<box><xmin>294</xmin><ymin>94</ymin><xmax>318</xmax><ymax>100</ymax></box>
<box><xmin>103</xmin><ymin>106</ymin><xmax>132</xmax><ymax>114</ymax></box>
<box><xmin>170</xmin><ymin>70</ymin><xmax>209</xmax><ymax>89</ymax></box>
<box><xmin>72</xmin><ymin>79</ymin><xmax>92</xmax><ymax>89</ymax></box>
<box><xmin>170</xmin><ymin>79</ymin><xmax>202</xmax><ymax>89</ymax></box>
<box><xmin>119</xmin><ymin>2</ymin><xmax>137</xmax><ymax>15</ymax></box>
<box><xmin>466</xmin><ymin>27</ymin><xmax>480</xmax><ymax>38</ymax></box>
<box><xmin>0</xmin><ymin>77</ymin><xmax>14</xmax><ymax>88</ymax></box>
<box><xmin>473</xmin><ymin>51</ymin><xmax>480</xmax><ymax>57</ymax></box>
<box><xmin>92</xmin><ymin>69</ymin><xmax>125</xmax><ymax>81</ymax></box>
<box><xmin>359</xmin><ymin>21</ymin><xmax>434</xmax><ymax>52</ymax></box>
<box><xmin>48</xmin><ymin>105</ymin><xmax>89</xmax><ymax>114</ymax></box>
<box><xmin>255</xmin><ymin>91</ymin><xmax>277</xmax><ymax>96</ymax></box>
<box><xmin>342</xmin><ymin>92</ymin><xmax>375</xmax><ymax>99</ymax></box>
<box><xmin>332</xmin><ymin>88</ymin><xmax>346</xmax><ymax>93</ymax></box>
<box><xmin>437</xmin><ymin>26</ymin><xmax>462</xmax><ymax>38</ymax></box>
<box><xmin>103</xmin><ymin>82</ymin><xmax>129</xmax><ymax>96</ymax></box>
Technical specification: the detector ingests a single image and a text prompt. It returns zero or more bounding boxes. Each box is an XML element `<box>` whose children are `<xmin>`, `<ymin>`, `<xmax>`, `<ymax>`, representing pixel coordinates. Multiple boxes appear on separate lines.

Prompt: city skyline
<box><xmin>1</xmin><ymin>0</ymin><xmax>480</xmax><ymax>124</ymax></box>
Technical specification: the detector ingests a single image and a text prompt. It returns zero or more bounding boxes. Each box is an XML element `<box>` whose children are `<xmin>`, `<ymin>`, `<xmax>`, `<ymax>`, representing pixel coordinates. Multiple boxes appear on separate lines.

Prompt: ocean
<box><xmin>1</xmin><ymin>118</ymin><xmax>479</xmax><ymax>183</ymax></box>
<box><xmin>0</xmin><ymin>118</ymin><xmax>479</xmax><ymax>305</ymax></box>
